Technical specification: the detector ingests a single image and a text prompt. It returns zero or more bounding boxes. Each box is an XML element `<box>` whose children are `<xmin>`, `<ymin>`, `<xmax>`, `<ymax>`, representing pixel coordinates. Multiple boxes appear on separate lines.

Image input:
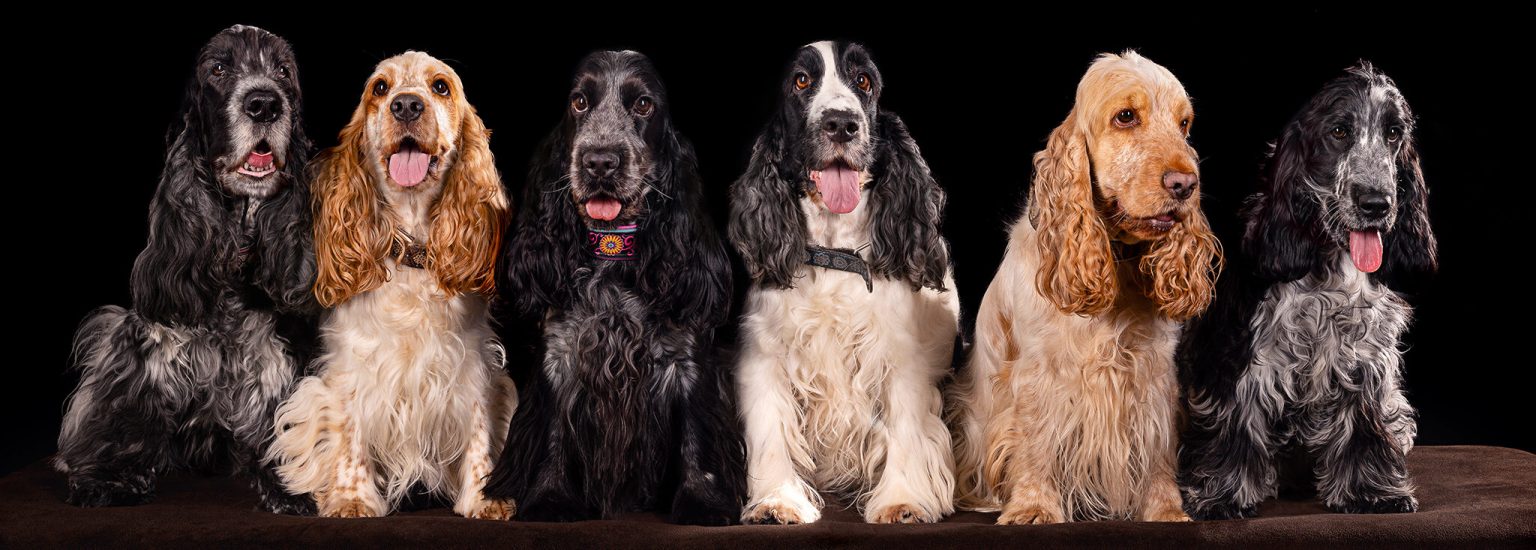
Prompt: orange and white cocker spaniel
<box><xmin>949</xmin><ymin>51</ymin><xmax>1221</xmax><ymax>524</ymax></box>
<box><xmin>268</xmin><ymin>51</ymin><xmax>515</xmax><ymax>518</ymax></box>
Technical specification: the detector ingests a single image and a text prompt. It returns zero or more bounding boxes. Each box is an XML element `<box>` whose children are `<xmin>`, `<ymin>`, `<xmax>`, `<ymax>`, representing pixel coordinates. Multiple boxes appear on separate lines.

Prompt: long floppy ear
<box><xmin>637</xmin><ymin>126</ymin><xmax>732</xmax><ymax>329</ymax></box>
<box><xmin>1140</xmin><ymin>203</ymin><xmax>1222</xmax><ymax>320</ymax></box>
<box><xmin>311</xmin><ymin>104</ymin><xmax>393</xmax><ymax>307</ymax></box>
<box><xmin>728</xmin><ymin>111</ymin><xmax>807</xmax><ymax>289</ymax></box>
<box><xmin>131</xmin><ymin>81</ymin><xmax>235</xmax><ymax>326</ymax></box>
<box><xmin>1029</xmin><ymin>110</ymin><xmax>1117</xmax><ymax>315</ymax></box>
<box><xmin>250</xmin><ymin>103</ymin><xmax>318</xmax><ymax>316</ymax></box>
<box><xmin>500</xmin><ymin>122</ymin><xmax>584</xmax><ymax>315</ymax></box>
<box><xmin>1243</xmin><ymin>123</ymin><xmax>1323</xmax><ymax>282</ymax></box>
<box><xmin>867</xmin><ymin>112</ymin><xmax>950</xmax><ymax>291</ymax></box>
<box><xmin>428</xmin><ymin>105</ymin><xmax>509</xmax><ymax>296</ymax></box>
<box><xmin>1374</xmin><ymin>139</ymin><xmax>1437</xmax><ymax>291</ymax></box>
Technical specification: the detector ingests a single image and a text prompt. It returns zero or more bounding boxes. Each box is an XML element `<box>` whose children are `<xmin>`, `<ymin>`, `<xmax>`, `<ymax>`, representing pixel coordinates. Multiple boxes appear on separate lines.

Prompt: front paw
<box><xmin>66</xmin><ymin>475</ymin><xmax>155</xmax><ymax>507</ymax></box>
<box><xmin>1329</xmin><ymin>494</ymin><xmax>1418</xmax><ymax>514</ymax></box>
<box><xmin>671</xmin><ymin>489</ymin><xmax>737</xmax><ymax>526</ymax></box>
<box><xmin>997</xmin><ymin>502</ymin><xmax>1064</xmax><ymax>525</ymax></box>
<box><xmin>742</xmin><ymin>494</ymin><xmax>820</xmax><ymax>525</ymax></box>
<box><xmin>867</xmin><ymin>503</ymin><xmax>938</xmax><ymax>524</ymax></box>
<box><xmin>322</xmin><ymin>497</ymin><xmax>383</xmax><ymax>518</ymax></box>
<box><xmin>258</xmin><ymin>490</ymin><xmax>317</xmax><ymax>516</ymax></box>
<box><xmin>464</xmin><ymin>498</ymin><xmax>515</xmax><ymax>520</ymax></box>
<box><xmin>1186</xmin><ymin>500</ymin><xmax>1258</xmax><ymax>521</ymax></box>
<box><xmin>518</xmin><ymin>493</ymin><xmax>592</xmax><ymax>522</ymax></box>
<box><xmin>1141</xmin><ymin>505</ymin><xmax>1192</xmax><ymax>522</ymax></box>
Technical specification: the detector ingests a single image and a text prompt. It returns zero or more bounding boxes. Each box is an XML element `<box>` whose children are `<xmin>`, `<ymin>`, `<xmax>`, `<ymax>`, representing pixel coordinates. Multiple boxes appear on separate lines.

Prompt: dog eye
<box><xmin>571</xmin><ymin>93</ymin><xmax>589</xmax><ymax>113</ymax></box>
<box><xmin>855</xmin><ymin>73</ymin><xmax>872</xmax><ymax>92</ymax></box>
<box><xmin>211</xmin><ymin>62</ymin><xmax>227</xmax><ymax>78</ymax></box>
<box><xmin>372</xmin><ymin>79</ymin><xmax>388</xmax><ymax>97</ymax></box>
<box><xmin>1330</xmin><ymin>125</ymin><xmax>1350</xmax><ymax>140</ymax></box>
<box><xmin>1385</xmin><ymin>126</ymin><xmax>1403</xmax><ymax>143</ymax></box>
<box><xmin>633</xmin><ymin>96</ymin><xmax>654</xmax><ymax>117</ymax></box>
<box><xmin>1180</xmin><ymin>118</ymin><xmax>1190</xmax><ymax>131</ymax></box>
<box><xmin>276</xmin><ymin>65</ymin><xmax>289</xmax><ymax>80</ymax></box>
<box><xmin>432</xmin><ymin>79</ymin><xmax>450</xmax><ymax>97</ymax></box>
<box><xmin>794</xmin><ymin>73</ymin><xmax>812</xmax><ymax>91</ymax></box>
<box><xmin>1114</xmin><ymin>109</ymin><xmax>1138</xmax><ymax>128</ymax></box>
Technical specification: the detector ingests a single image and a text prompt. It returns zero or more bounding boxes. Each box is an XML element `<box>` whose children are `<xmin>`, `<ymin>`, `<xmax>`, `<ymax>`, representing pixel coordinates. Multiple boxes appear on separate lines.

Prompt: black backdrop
<box><xmin>7</xmin><ymin>10</ymin><xmax>1525</xmax><ymax>476</ymax></box>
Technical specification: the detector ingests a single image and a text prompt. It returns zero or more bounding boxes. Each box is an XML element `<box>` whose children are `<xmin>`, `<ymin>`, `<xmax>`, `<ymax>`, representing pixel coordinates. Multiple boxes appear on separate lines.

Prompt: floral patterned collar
<box><xmin>588</xmin><ymin>224</ymin><xmax>638</xmax><ymax>261</ymax></box>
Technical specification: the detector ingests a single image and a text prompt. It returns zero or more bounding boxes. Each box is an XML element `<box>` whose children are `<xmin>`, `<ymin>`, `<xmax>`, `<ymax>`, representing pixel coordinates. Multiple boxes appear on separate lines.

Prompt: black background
<box><xmin>8</xmin><ymin>10</ymin><xmax>1526</xmax><ymax>476</ymax></box>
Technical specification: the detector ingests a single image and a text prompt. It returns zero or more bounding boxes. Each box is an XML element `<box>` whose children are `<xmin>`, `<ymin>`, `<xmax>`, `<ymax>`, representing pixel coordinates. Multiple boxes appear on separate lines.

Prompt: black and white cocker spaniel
<box><xmin>1179</xmin><ymin>63</ymin><xmax>1437</xmax><ymax>519</ymax></box>
<box><xmin>56</xmin><ymin>25</ymin><xmax>317</xmax><ymax>514</ymax></box>
<box><xmin>729</xmin><ymin>41</ymin><xmax>958</xmax><ymax>524</ymax></box>
<box><xmin>483</xmin><ymin>51</ymin><xmax>745</xmax><ymax>525</ymax></box>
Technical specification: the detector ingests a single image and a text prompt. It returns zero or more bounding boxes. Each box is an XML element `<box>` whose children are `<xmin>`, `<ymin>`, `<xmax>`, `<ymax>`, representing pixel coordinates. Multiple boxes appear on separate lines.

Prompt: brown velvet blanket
<box><xmin>2</xmin><ymin>446</ymin><xmax>1532</xmax><ymax>549</ymax></box>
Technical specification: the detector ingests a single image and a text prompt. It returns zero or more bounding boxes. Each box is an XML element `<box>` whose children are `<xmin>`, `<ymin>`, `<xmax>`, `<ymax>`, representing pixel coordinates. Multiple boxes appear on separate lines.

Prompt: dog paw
<box><xmin>464</xmin><ymin>498</ymin><xmax>514</xmax><ymax>520</ymax></box>
<box><xmin>1142</xmin><ymin>505</ymin><xmax>1192</xmax><ymax>522</ymax></box>
<box><xmin>671</xmin><ymin>490</ymin><xmax>737</xmax><ymax>526</ymax></box>
<box><xmin>1187</xmin><ymin>501</ymin><xmax>1258</xmax><ymax>521</ymax></box>
<box><xmin>66</xmin><ymin>476</ymin><xmax>155</xmax><ymax>507</ymax></box>
<box><xmin>742</xmin><ymin>496</ymin><xmax>820</xmax><ymax>525</ymax></box>
<box><xmin>258</xmin><ymin>490</ymin><xmax>318</xmax><ymax>516</ymax></box>
<box><xmin>997</xmin><ymin>503</ymin><xmax>1064</xmax><ymax>525</ymax></box>
<box><xmin>1330</xmin><ymin>494</ymin><xmax>1418</xmax><ymax>514</ymax></box>
<box><xmin>867</xmin><ymin>503</ymin><xmax>937</xmax><ymax>524</ymax></box>
<box><xmin>322</xmin><ymin>497</ymin><xmax>382</xmax><ymax>518</ymax></box>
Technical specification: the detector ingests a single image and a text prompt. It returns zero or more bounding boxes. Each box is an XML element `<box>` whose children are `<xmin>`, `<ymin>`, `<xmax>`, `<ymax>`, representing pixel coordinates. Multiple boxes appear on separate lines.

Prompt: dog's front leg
<box><xmin>1309</xmin><ymin>360</ymin><xmax>1418</xmax><ymax>514</ymax></box>
<box><xmin>738</xmin><ymin>340</ymin><xmax>822</xmax><ymax>525</ymax></box>
<box><xmin>864</xmin><ymin>346</ymin><xmax>955</xmax><ymax>523</ymax></box>
<box><xmin>452</xmin><ymin>388</ymin><xmax>515</xmax><ymax>520</ymax></box>
<box><xmin>318</xmin><ymin>400</ymin><xmax>386</xmax><ymax>518</ymax></box>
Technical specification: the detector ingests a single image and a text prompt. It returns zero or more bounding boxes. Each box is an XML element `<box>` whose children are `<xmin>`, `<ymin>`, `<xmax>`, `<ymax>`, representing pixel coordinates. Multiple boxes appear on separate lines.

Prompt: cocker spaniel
<box><xmin>269</xmin><ymin>51</ymin><xmax>514</xmax><ymax>519</ymax></box>
<box><xmin>55</xmin><ymin>25</ymin><xmax>317</xmax><ymax>515</ymax></box>
<box><xmin>1179</xmin><ymin>64</ymin><xmax>1436</xmax><ymax>519</ymax></box>
<box><xmin>949</xmin><ymin>51</ymin><xmax>1221</xmax><ymax>524</ymax></box>
<box><xmin>729</xmin><ymin>40</ymin><xmax>959</xmax><ymax>525</ymax></box>
<box><xmin>483</xmin><ymin>50</ymin><xmax>743</xmax><ymax>525</ymax></box>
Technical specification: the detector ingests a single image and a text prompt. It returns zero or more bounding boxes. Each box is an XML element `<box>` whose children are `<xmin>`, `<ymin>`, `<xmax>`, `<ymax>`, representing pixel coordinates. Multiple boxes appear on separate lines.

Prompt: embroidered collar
<box><xmin>588</xmin><ymin>224</ymin><xmax>638</xmax><ymax>261</ymax></box>
<box><xmin>804</xmin><ymin>245</ymin><xmax>873</xmax><ymax>292</ymax></box>
<box><xmin>389</xmin><ymin>238</ymin><xmax>429</xmax><ymax>269</ymax></box>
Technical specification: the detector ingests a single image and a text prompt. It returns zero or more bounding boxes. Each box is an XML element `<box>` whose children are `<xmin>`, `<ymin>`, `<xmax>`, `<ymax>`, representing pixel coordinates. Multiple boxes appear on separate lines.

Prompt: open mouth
<box><xmin>1139</xmin><ymin>213</ymin><xmax>1178</xmax><ymax>233</ymax></box>
<box><xmin>582</xmin><ymin>193</ymin><xmax>625</xmax><ymax>222</ymax></box>
<box><xmin>388</xmin><ymin>138</ymin><xmax>439</xmax><ymax>188</ymax></box>
<box><xmin>810</xmin><ymin>159</ymin><xmax>862</xmax><ymax>214</ymax></box>
<box><xmin>236</xmin><ymin>140</ymin><xmax>277</xmax><ymax>178</ymax></box>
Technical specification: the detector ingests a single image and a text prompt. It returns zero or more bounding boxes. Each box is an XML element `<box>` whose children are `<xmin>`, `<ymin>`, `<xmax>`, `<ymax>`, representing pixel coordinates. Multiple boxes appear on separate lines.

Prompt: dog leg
<box><xmin>864</xmin><ymin>344</ymin><xmax>954</xmax><ymax>524</ymax></box>
<box><xmin>1138</xmin><ymin>449</ymin><xmax>1190</xmax><ymax>522</ymax></box>
<box><xmin>316</xmin><ymin>408</ymin><xmax>387</xmax><ymax>518</ymax></box>
<box><xmin>1309</xmin><ymin>362</ymin><xmax>1418</xmax><ymax>514</ymax></box>
<box><xmin>738</xmin><ymin>343</ymin><xmax>821</xmax><ymax>525</ymax></box>
<box><xmin>1180</xmin><ymin>376</ymin><xmax>1284</xmax><ymax>520</ymax></box>
<box><xmin>670</xmin><ymin>355</ymin><xmax>746</xmax><ymax>526</ymax></box>
<box><xmin>996</xmin><ymin>382</ymin><xmax>1065</xmax><ymax>525</ymax></box>
<box><xmin>452</xmin><ymin>398</ymin><xmax>514</xmax><ymax>520</ymax></box>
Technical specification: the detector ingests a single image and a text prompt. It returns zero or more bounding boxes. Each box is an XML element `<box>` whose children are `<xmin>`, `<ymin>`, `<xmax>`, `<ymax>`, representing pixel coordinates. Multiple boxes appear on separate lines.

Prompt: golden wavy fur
<box><xmin>949</xmin><ymin>51</ymin><xmax>1221</xmax><ymax>524</ymax></box>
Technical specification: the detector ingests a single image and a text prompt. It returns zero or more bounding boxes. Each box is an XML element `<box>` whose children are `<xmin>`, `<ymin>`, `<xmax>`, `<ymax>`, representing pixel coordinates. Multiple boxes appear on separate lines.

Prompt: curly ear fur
<box><xmin>867</xmin><ymin>112</ymin><xmax>950</xmax><ymax>291</ymax></box>
<box><xmin>1029</xmin><ymin>110</ymin><xmax>1117</xmax><ymax>316</ymax></box>
<box><xmin>311</xmin><ymin>102</ymin><xmax>392</xmax><ymax>308</ymax></box>
<box><xmin>1375</xmin><ymin>139</ymin><xmax>1437</xmax><ymax>290</ymax></box>
<box><xmin>249</xmin><ymin>102</ymin><xmax>317</xmax><ymax>316</ymax></box>
<box><xmin>636</xmin><ymin>125</ymin><xmax>733</xmax><ymax>328</ymax></box>
<box><xmin>501</xmin><ymin>122</ymin><xmax>585</xmax><ymax>315</ymax></box>
<box><xmin>728</xmin><ymin>111</ymin><xmax>808</xmax><ymax>289</ymax></box>
<box><xmin>1139</xmin><ymin>211</ymin><xmax>1221</xmax><ymax>320</ymax></box>
<box><xmin>427</xmin><ymin>106</ymin><xmax>509</xmax><ymax>296</ymax></box>
<box><xmin>1244</xmin><ymin>123</ymin><xmax>1323</xmax><ymax>282</ymax></box>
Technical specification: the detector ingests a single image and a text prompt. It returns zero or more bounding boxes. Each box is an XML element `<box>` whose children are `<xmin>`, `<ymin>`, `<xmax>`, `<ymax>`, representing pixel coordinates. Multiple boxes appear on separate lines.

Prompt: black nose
<box><xmin>1357</xmin><ymin>191</ymin><xmax>1391</xmax><ymax>219</ymax></box>
<box><xmin>1163</xmin><ymin>171</ymin><xmax>1198</xmax><ymax>201</ymax></box>
<box><xmin>582</xmin><ymin>150</ymin><xmax>622</xmax><ymax>179</ymax></box>
<box><xmin>243</xmin><ymin>90</ymin><xmax>282</xmax><ymax>123</ymax></box>
<box><xmin>391</xmin><ymin>93</ymin><xmax>425</xmax><ymax>122</ymax></box>
<box><xmin>822</xmin><ymin>110</ymin><xmax>860</xmax><ymax>144</ymax></box>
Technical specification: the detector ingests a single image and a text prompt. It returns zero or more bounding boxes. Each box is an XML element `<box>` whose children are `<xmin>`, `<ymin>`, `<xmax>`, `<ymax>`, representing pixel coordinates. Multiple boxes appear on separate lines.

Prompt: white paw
<box><xmin>742</xmin><ymin>486</ymin><xmax>821</xmax><ymax>525</ymax></box>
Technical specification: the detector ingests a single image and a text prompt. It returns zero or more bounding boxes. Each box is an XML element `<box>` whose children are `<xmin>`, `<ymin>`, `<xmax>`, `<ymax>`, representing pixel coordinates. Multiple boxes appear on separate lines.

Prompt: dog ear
<box><xmin>131</xmin><ymin>90</ymin><xmax>235</xmax><ymax>326</ymax></box>
<box><xmin>1140</xmin><ymin>200</ymin><xmax>1222</xmax><ymax>320</ymax></box>
<box><xmin>500</xmin><ymin>121</ymin><xmax>584</xmax><ymax>315</ymax></box>
<box><xmin>311</xmin><ymin>101</ymin><xmax>393</xmax><ymax>307</ymax></box>
<box><xmin>728</xmin><ymin>110</ymin><xmax>808</xmax><ymax>289</ymax></box>
<box><xmin>1030</xmin><ymin>110</ymin><xmax>1117</xmax><ymax>315</ymax></box>
<box><xmin>636</xmin><ymin>126</ymin><xmax>733</xmax><ymax>328</ymax></box>
<box><xmin>428</xmin><ymin>104</ymin><xmax>510</xmax><ymax>297</ymax></box>
<box><xmin>250</xmin><ymin>98</ymin><xmax>318</xmax><ymax>316</ymax></box>
<box><xmin>867</xmin><ymin>112</ymin><xmax>951</xmax><ymax>291</ymax></box>
<box><xmin>1244</xmin><ymin>122</ymin><xmax>1323</xmax><ymax>282</ymax></box>
<box><xmin>1374</xmin><ymin>137</ymin><xmax>1438</xmax><ymax>291</ymax></box>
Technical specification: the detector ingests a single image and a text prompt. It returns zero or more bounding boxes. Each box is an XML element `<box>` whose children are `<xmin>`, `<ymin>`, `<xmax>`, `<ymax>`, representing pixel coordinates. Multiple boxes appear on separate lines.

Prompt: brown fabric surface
<box><xmin>2</xmin><ymin>446</ymin><xmax>1532</xmax><ymax>549</ymax></box>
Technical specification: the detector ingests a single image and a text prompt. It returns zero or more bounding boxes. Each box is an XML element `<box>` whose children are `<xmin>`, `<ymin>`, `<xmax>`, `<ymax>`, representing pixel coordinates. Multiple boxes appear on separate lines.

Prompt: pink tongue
<box><xmin>585</xmin><ymin>198</ymin><xmax>622</xmax><ymax>221</ymax></box>
<box><xmin>1349</xmin><ymin>230</ymin><xmax>1383</xmax><ymax>273</ymax></box>
<box><xmin>388</xmin><ymin>148</ymin><xmax>431</xmax><ymax>187</ymax></box>
<box><xmin>812</xmin><ymin>165</ymin><xmax>861</xmax><ymax>214</ymax></box>
<box><xmin>247</xmin><ymin>151</ymin><xmax>274</xmax><ymax>169</ymax></box>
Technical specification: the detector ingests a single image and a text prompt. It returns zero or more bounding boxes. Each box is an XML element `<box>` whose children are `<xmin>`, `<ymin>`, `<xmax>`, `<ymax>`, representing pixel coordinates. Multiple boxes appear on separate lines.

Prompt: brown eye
<box><xmin>372</xmin><ymin>79</ymin><xmax>388</xmax><ymax>97</ymax></box>
<box><xmin>432</xmin><ymin>79</ymin><xmax>450</xmax><ymax>96</ymax></box>
<box><xmin>855</xmin><ymin>73</ymin><xmax>871</xmax><ymax>92</ymax></box>
<box><xmin>571</xmin><ymin>93</ymin><xmax>588</xmax><ymax>113</ymax></box>
<box><xmin>1114</xmin><ymin>109</ymin><xmax>1137</xmax><ymax>128</ymax></box>
<box><xmin>276</xmin><ymin>65</ymin><xmax>289</xmax><ymax>80</ymax></box>
<box><xmin>211</xmin><ymin>62</ymin><xmax>227</xmax><ymax>78</ymax></box>
<box><xmin>1385</xmin><ymin>126</ymin><xmax>1403</xmax><ymax>143</ymax></box>
<box><xmin>633</xmin><ymin>96</ymin><xmax>654</xmax><ymax>117</ymax></box>
<box><xmin>1180</xmin><ymin>118</ymin><xmax>1190</xmax><ymax>130</ymax></box>
<box><xmin>794</xmin><ymin>73</ymin><xmax>812</xmax><ymax>90</ymax></box>
<box><xmin>1330</xmin><ymin>125</ymin><xmax>1350</xmax><ymax>140</ymax></box>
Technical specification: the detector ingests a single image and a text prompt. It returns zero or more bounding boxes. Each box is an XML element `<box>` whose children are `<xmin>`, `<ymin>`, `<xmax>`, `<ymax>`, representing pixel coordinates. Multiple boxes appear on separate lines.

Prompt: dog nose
<box><xmin>1356</xmin><ymin>191</ymin><xmax>1391</xmax><ymax>219</ymax></box>
<box><xmin>822</xmin><ymin>111</ymin><xmax>860</xmax><ymax>144</ymax></box>
<box><xmin>1163</xmin><ymin>171</ymin><xmax>1198</xmax><ymax>201</ymax></box>
<box><xmin>243</xmin><ymin>90</ymin><xmax>282</xmax><ymax>123</ymax></box>
<box><xmin>391</xmin><ymin>93</ymin><xmax>425</xmax><ymax>122</ymax></box>
<box><xmin>582</xmin><ymin>150</ymin><xmax>622</xmax><ymax>179</ymax></box>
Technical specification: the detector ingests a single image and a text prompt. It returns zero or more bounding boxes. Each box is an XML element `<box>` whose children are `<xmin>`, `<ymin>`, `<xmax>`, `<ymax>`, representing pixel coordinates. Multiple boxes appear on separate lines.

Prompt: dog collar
<box><xmin>804</xmin><ymin>246</ymin><xmax>873</xmax><ymax>292</ymax></box>
<box><xmin>389</xmin><ymin>240</ymin><xmax>429</xmax><ymax>269</ymax></box>
<box><xmin>588</xmin><ymin>224</ymin><xmax>638</xmax><ymax>261</ymax></box>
